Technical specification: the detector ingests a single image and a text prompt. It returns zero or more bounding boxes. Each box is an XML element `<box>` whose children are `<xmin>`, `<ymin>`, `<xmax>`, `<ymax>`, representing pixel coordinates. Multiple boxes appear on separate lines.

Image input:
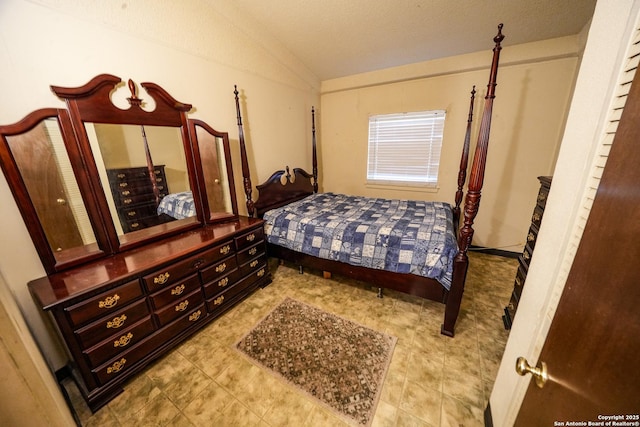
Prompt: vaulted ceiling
<box><xmin>231</xmin><ymin>0</ymin><xmax>598</xmax><ymax>80</ymax></box>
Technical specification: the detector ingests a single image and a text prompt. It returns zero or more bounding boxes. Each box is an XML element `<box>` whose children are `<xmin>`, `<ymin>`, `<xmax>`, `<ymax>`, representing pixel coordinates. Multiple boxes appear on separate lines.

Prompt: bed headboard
<box><xmin>254</xmin><ymin>167</ymin><xmax>315</xmax><ymax>217</ymax></box>
<box><xmin>244</xmin><ymin>106</ymin><xmax>319</xmax><ymax>218</ymax></box>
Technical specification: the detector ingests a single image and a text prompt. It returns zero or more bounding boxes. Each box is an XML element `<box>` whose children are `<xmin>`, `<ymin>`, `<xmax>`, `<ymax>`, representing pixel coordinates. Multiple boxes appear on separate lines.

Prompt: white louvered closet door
<box><xmin>556</xmin><ymin>25</ymin><xmax>640</xmax><ymax>284</ymax></box>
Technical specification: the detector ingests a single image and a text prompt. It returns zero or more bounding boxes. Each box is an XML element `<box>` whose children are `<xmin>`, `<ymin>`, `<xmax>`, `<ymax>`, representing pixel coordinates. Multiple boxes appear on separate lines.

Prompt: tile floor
<box><xmin>62</xmin><ymin>251</ymin><xmax>517</xmax><ymax>427</ymax></box>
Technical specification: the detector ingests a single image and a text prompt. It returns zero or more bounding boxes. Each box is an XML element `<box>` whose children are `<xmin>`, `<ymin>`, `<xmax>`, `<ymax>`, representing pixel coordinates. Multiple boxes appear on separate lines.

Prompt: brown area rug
<box><xmin>235</xmin><ymin>297</ymin><xmax>397</xmax><ymax>426</ymax></box>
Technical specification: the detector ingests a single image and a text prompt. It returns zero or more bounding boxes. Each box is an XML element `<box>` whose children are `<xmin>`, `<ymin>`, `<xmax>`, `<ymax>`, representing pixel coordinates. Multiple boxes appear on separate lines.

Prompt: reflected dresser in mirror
<box><xmin>0</xmin><ymin>74</ymin><xmax>270</xmax><ymax>411</ymax></box>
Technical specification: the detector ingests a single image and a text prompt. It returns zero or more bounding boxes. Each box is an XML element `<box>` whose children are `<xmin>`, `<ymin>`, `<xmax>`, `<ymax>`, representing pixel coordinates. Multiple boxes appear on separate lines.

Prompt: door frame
<box><xmin>489</xmin><ymin>1</ymin><xmax>640</xmax><ymax>425</ymax></box>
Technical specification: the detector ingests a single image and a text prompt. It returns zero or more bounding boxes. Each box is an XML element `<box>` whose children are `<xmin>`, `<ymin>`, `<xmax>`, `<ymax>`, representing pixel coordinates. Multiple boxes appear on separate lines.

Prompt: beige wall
<box><xmin>320</xmin><ymin>36</ymin><xmax>582</xmax><ymax>250</ymax></box>
<box><xmin>0</xmin><ymin>0</ymin><xmax>320</xmax><ymax>370</ymax></box>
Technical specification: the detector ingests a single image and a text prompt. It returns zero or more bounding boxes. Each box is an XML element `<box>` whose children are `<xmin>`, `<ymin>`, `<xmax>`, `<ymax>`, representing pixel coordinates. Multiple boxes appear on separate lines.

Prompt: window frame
<box><xmin>366</xmin><ymin>110</ymin><xmax>446</xmax><ymax>188</ymax></box>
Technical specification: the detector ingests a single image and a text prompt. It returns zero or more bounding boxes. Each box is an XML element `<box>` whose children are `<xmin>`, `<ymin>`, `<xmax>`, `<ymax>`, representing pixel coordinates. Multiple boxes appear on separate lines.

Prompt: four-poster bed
<box><xmin>235</xmin><ymin>24</ymin><xmax>505</xmax><ymax>337</ymax></box>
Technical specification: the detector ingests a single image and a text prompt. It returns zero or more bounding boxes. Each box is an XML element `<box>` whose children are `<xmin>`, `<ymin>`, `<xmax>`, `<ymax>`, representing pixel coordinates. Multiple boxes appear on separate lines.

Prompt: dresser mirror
<box><xmin>0</xmin><ymin>74</ymin><xmax>239</xmax><ymax>274</ymax></box>
<box><xmin>189</xmin><ymin>119</ymin><xmax>237</xmax><ymax>223</ymax></box>
<box><xmin>87</xmin><ymin>122</ymin><xmax>196</xmax><ymax>236</ymax></box>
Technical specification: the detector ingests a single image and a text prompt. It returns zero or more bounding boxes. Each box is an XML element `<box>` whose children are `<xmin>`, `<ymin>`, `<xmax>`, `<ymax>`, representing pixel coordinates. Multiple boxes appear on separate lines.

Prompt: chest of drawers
<box><xmin>106</xmin><ymin>165</ymin><xmax>173</xmax><ymax>233</ymax></box>
<box><xmin>28</xmin><ymin>217</ymin><xmax>270</xmax><ymax>411</ymax></box>
<box><xmin>503</xmin><ymin>176</ymin><xmax>552</xmax><ymax>329</ymax></box>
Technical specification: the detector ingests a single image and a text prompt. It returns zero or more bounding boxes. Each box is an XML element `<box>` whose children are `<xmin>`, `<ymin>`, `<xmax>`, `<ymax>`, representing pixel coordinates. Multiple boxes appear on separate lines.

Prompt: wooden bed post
<box><xmin>234</xmin><ymin>85</ymin><xmax>255</xmax><ymax>217</ymax></box>
<box><xmin>453</xmin><ymin>86</ymin><xmax>476</xmax><ymax>228</ymax></box>
<box><xmin>311</xmin><ymin>107</ymin><xmax>318</xmax><ymax>193</ymax></box>
<box><xmin>443</xmin><ymin>24</ymin><xmax>504</xmax><ymax>337</ymax></box>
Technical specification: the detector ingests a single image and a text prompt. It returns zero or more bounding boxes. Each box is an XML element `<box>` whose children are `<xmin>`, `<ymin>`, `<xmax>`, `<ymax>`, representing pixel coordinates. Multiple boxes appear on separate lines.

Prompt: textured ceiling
<box><xmin>231</xmin><ymin>0</ymin><xmax>598</xmax><ymax>80</ymax></box>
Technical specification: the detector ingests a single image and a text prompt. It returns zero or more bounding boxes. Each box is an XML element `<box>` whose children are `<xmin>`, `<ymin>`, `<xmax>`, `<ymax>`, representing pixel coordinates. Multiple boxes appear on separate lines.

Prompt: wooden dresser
<box><xmin>28</xmin><ymin>217</ymin><xmax>270</xmax><ymax>411</ymax></box>
<box><xmin>503</xmin><ymin>176</ymin><xmax>552</xmax><ymax>329</ymax></box>
<box><xmin>106</xmin><ymin>165</ymin><xmax>173</xmax><ymax>233</ymax></box>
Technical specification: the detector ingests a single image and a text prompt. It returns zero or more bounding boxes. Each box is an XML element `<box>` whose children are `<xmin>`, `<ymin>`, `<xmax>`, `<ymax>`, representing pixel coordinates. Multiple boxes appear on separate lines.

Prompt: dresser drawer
<box><xmin>154</xmin><ymin>289</ymin><xmax>204</xmax><ymax>327</ymax></box>
<box><xmin>531</xmin><ymin>206</ymin><xmax>544</xmax><ymax>229</ymax></box>
<box><xmin>206</xmin><ymin>270</ymin><xmax>262</xmax><ymax>314</ymax></box>
<box><xmin>200</xmin><ymin>256</ymin><xmax>238</xmax><ymax>284</ymax></box>
<box><xmin>202</xmin><ymin>269</ymin><xmax>241</xmax><ymax>299</ymax></box>
<box><xmin>93</xmin><ymin>302</ymin><xmax>206</xmax><ymax>386</ymax></box>
<box><xmin>235</xmin><ymin>227</ymin><xmax>264</xmax><ymax>251</ymax></box>
<box><xmin>117</xmin><ymin>192</ymin><xmax>167</xmax><ymax>207</ymax></box>
<box><xmin>143</xmin><ymin>242</ymin><xmax>233</xmax><ymax>292</ymax></box>
<box><xmin>121</xmin><ymin>204</ymin><xmax>162</xmax><ymax>221</ymax></box>
<box><xmin>108</xmin><ymin>166</ymin><xmax>164</xmax><ymax>182</ymax></box>
<box><xmin>236</xmin><ymin>242</ymin><xmax>265</xmax><ymax>266</ymax></box>
<box><xmin>83</xmin><ymin>316</ymin><xmax>155</xmax><ymax>367</ymax></box>
<box><xmin>149</xmin><ymin>274</ymin><xmax>201</xmax><ymax>310</ymax></box>
<box><xmin>74</xmin><ymin>299</ymin><xmax>150</xmax><ymax>349</ymax></box>
<box><xmin>65</xmin><ymin>279</ymin><xmax>143</xmax><ymax>328</ymax></box>
<box><xmin>526</xmin><ymin>224</ymin><xmax>540</xmax><ymax>251</ymax></box>
<box><xmin>237</xmin><ymin>255</ymin><xmax>268</xmax><ymax>280</ymax></box>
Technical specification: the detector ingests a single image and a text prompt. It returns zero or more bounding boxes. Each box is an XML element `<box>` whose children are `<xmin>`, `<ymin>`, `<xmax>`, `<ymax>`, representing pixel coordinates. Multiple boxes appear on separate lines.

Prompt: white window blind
<box><xmin>367</xmin><ymin>110</ymin><xmax>446</xmax><ymax>186</ymax></box>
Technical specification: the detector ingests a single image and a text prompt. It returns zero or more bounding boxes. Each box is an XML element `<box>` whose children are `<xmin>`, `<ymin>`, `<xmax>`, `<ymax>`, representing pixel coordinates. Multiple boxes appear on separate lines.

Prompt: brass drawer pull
<box><xmin>246</xmin><ymin>233</ymin><xmax>256</xmax><ymax>242</ymax></box>
<box><xmin>249</xmin><ymin>247</ymin><xmax>257</xmax><ymax>256</ymax></box>
<box><xmin>107</xmin><ymin>358</ymin><xmax>126</xmax><ymax>374</ymax></box>
<box><xmin>537</xmin><ymin>193</ymin><xmax>547</xmax><ymax>203</ymax></box>
<box><xmin>215</xmin><ymin>263</ymin><xmax>227</xmax><ymax>273</ymax></box>
<box><xmin>523</xmin><ymin>252</ymin><xmax>531</xmax><ymax>260</ymax></box>
<box><xmin>220</xmin><ymin>245</ymin><xmax>231</xmax><ymax>255</ymax></box>
<box><xmin>131</xmin><ymin>222</ymin><xmax>139</xmax><ymax>229</ymax></box>
<box><xmin>175</xmin><ymin>300</ymin><xmax>189</xmax><ymax>312</ymax></box>
<box><xmin>123</xmin><ymin>198</ymin><xmax>132</xmax><ymax>204</ymax></box>
<box><xmin>214</xmin><ymin>296</ymin><xmax>224</xmax><ymax>306</ymax></box>
<box><xmin>532</xmin><ymin>212</ymin><xmax>541</xmax><ymax>222</ymax></box>
<box><xmin>114</xmin><ymin>333</ymin><xmax>133</xmax><ymax>348</ymax></box>
<box><xmin>154</xmin><ymin>170</ymin><xmax>161</xmax><ymax>175</ymax></box>
<box><xmin>154</xmin><ymin>272</ymin><xmax>170</xmax><ymax>285</ymax></box>
<box><xmin>527</xmin><ymin>232</ymin><xmax>535</xmax><ymax>242</ymax></box>
<box><xmin>171</xmin><ymin>284</ymin><xmax>186</xmax><ymax>295</ymax></box>
<box><xmin>98</xmin><ymin>294</ymin><xmax>120</xmax><ymax>309</ymax></box>
<box><xmin>515</xmin><ymin>276</ymin><xmax>522</xmax><ymax>287</ymax></box>
<box><xmin>189</xmin><ymin>310</ymin><xmax>202</xmax><ymax>322</ymax></box>
<box><xmin>250</xmin><ymin>260</ymin><xmax>259</xmax><ymax>268</ymax></box>
<box><xmin>117</xmin><ymin>173</ymin><xmax>125</xmax><ymax>179</ymax></box>
<box><xmin>218</xmin><ymin>277</ymin><xmax>229</xmax><ymax>288</ymax></box>
<box><xmin>191</xmin><ymin>259</ymin><xmax>204</xmax><ymax>269</ymax></box>
<box><xmin>122</xmin><ymin>190</ymin><xmax>130</xmax><ymax>196</ymax></box>
<box><xmin>257</xmin><ymin>268</ymin><xmax>265</xmax><ymax>277</ymax></box>
<box><xmin>107</xmin><ymin>314</ymin><xmax>127</xmax><ymax>329</ymax></box>
<box><xmin>119</xmin><ymin>182</ymin><xmax>128</xmax><ymax>188</ymax></box>
<box><xmin>128</xmin><ymin>211</ymin><xmax>137</xmax><ymax>217</ymax></box>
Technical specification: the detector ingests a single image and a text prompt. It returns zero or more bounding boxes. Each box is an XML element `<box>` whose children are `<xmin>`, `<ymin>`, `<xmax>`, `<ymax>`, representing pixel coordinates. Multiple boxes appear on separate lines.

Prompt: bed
<box><xmin>157</xmin><ymin>191</ymin><xmax>196</xmax><ymax>220</ymax></box>
<box><xmin>235</xmin><ymin>24</ymin><xmax>505</xmax><ymax>337</ymax></box>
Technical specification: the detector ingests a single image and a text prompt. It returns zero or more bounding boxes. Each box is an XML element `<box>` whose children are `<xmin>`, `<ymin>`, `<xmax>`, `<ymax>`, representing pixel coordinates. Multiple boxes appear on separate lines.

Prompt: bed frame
<box><xmin>235</xmin><ymin>24</ymin><xmax>505</xmax><ymax>337</ymax></box>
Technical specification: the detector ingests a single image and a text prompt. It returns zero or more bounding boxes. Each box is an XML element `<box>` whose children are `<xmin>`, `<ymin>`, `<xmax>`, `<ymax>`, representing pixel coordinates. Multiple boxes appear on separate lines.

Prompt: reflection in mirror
<box><xmin>86</xmin><ymin>123</ymin><xmax>196</xmax><ymax>235</ymax></box>
<box><xmin>5</xmin><ymin>117</ymin><xmax>99</xmax><ymax>259</ymax></box>
<box><xmin>192</xmin><ymin>121</ymin><xmax>236</xmax><ymax>221</ymax></box>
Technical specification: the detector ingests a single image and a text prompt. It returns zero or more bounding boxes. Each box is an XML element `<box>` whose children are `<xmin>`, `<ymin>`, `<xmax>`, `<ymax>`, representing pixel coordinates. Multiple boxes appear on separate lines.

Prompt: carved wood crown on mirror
<box><xmin>0</xmin><ymin>74</ymin><xmax>240</xmax><ymax>274</ymax></box>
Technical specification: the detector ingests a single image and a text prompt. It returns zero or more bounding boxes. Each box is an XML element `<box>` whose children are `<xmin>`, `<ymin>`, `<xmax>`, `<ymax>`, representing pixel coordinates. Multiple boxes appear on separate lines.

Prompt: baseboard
<box><xmin>470</xmin><ymin>245</ymin><xmax>520</xmax><ymax>259</ymax></box>
<box><xmin>55</xmin><ymin>365</ymin><xmax>82</xmax><ymax>426</ymax></box>
<box><xmin>55</xmin><ymin>364</ymin><xmax>71</xmax><ymax>382</ymax></box>
<box><xmin>485</xmin><ymin>403</ymin><xmax>494</xmax><ymax>427</ymax></box>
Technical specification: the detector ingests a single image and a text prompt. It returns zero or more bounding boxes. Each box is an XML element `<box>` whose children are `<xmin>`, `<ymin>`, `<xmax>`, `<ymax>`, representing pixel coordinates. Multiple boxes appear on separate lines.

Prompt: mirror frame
<box><xmin>0</xmin><ymin>74</ymin><xmax>239</xmax><ymax>274</ymax></box>
<box><xmin>188</xmin><ymin>119</ymin><xmax>239</xmax><ymax>223</ymax></box>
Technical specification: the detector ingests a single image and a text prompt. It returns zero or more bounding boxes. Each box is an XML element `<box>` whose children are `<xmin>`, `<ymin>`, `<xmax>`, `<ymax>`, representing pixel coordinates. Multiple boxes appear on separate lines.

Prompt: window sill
<box><xmin>365</xmin><ymin>181</ymin><xmax>440</xmax><ymax>193</ymax></box>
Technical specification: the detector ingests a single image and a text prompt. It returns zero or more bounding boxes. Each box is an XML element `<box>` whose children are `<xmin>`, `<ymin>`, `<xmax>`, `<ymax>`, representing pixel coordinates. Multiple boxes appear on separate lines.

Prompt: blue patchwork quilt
<box><xmin>263</xmin><ymin>193</ymin><xmax>458</xmax><ymax>290</ymax></box>
<box><xmin>157</xmin><ymin>191</ymin><xmax>195</xmax><ymax>220</ymax></box>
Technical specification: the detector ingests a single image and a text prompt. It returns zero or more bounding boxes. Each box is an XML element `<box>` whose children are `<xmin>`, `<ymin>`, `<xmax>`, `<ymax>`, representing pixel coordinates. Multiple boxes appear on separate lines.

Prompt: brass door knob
<box><xmin>516</xmin><ymin>356</ymin><xmax>548</xmax><ymax>388</ymax></box>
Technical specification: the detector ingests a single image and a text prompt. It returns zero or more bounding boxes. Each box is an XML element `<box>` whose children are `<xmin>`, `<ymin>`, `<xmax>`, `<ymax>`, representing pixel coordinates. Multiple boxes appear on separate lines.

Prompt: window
<box><xmin>367</xmin><ymin>110</ymin><xmax>446</xmax><ymax>186</ymax></box>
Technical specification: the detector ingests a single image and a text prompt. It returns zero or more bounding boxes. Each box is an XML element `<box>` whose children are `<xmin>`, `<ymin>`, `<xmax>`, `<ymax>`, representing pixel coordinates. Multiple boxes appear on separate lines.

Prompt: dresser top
<box><xmin>28</xmin><ymin>217</ymin><xmax>264</xmax><ymax>310</ymax></box>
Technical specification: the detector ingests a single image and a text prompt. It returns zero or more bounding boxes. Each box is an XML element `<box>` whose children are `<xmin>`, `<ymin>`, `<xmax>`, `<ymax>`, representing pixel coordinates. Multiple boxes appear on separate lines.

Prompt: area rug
<box><xmin>235</xmin><ymin>297</ymin><xmax>397</xmax><ymax>426</ymax></box>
